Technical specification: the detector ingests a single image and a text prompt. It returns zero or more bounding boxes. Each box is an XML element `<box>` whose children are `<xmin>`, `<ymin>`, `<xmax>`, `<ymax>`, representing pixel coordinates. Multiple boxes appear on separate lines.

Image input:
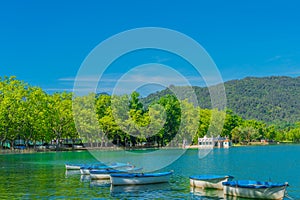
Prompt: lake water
<box><xmin>0</xmin><ymin>145</ymin><xmax>299</xmax><ymax>199</ymax></box>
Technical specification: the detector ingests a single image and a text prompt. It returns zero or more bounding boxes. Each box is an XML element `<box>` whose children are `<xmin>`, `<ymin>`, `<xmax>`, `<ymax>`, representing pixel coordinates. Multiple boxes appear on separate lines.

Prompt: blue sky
<box><xmin>1</xmin><ymin>0</ymin><xmax>300</xmax><ymax>95</ymax></box>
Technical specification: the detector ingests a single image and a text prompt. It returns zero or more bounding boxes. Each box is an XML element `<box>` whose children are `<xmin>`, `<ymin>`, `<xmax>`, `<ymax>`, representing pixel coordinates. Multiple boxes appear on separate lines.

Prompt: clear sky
<box><xmin>1</xmin><ymin>0</ymin><xmax>300</xmax><ymax>95</ymax></box>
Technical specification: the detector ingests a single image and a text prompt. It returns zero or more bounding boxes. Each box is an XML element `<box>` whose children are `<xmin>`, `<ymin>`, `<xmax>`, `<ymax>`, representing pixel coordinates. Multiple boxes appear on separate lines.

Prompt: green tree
<box><xmin>73</xmin><ymin>93</ymin><xmax>101</xmax><ymax>147</ymax></box>
<box><xmin>0</xmin><ymin>76</ymin><xmax>28</xmax><ymax>149</ymax></box>
<box><xmin>48</xmin><ymin>92</ymin><xmax>76</xmax><ymax>149</ymax></box>
<box><xmin>157</xmin><ymin>95</ymin><xmax>181</xmax><ymax>146</ymax></box>
<box><xmin>222</xmin><ymin>110</ymin><xmax>243</xmax><ymax>139</ymax></box>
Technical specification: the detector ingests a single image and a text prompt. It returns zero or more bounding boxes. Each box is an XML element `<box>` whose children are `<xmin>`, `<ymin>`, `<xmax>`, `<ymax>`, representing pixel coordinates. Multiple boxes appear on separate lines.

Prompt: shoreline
<box><xmin>1</xmin><ymin>142</ymin><xmax>298</xmax><ymax>155</ymax></box>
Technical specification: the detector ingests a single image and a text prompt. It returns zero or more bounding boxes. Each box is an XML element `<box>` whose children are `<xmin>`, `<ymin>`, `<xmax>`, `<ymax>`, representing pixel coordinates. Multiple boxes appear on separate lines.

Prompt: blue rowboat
<box><xmin>65</xmin><ymin>162</ymin><xmax>104</xmax><ymax>170</ymax></box>
<box><xmin>90</xmin><ymin>167</ymin><xmax>143</xmax><ymax>180</ymax></box>
<box><xmin>222</xmin><ymin>180</ymin><xmax>288</xmax><ymax>199</ymax></box>
<box><xmin>80</xmin><ymin>162</ymin><xmax>132</xmax><ymax>175</ymax></box>
<box><xmin>190</xmin><ymin>174</ymin><xmax>234</xmax><ymax>189</ymax></box>
<box><xmin>110</xmin><ymin>171</ymin><xmax>173</xmax><ymax>185</ymax></box>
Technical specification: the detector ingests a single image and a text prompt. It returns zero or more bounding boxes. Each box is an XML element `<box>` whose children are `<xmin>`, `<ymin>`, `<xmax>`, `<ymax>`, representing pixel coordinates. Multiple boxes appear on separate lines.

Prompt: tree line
<box><xmin>143</xmin><ymin>76</ymin><xmax>300</xmax><ymax>123</ymax></box>
<box><xmin>0</xmin><ymin>76</ymin><xmax>300</xmax><ymax>150</ymax></box>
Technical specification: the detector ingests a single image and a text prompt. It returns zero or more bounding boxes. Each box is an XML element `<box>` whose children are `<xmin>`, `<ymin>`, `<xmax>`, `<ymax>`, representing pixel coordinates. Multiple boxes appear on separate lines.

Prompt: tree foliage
<box><xmin>0</xmin><ymin>76</ymin><xmax>300</xmax><ymax>150</ymax></box>
<box><xmin>142</xmin><ymin>76</ymin><xmax>300</xmax><ymax>123</ymax></box>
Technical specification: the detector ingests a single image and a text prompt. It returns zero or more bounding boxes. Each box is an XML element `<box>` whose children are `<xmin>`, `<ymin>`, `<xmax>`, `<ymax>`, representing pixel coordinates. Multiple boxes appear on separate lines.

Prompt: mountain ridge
<box><xmin>142</xmin><ymin>76</ymin><xmax>300</xmax><ymax>123</ymax></box>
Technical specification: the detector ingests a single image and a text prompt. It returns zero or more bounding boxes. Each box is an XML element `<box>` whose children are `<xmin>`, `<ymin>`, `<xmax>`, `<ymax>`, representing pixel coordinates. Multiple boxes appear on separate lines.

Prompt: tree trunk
<box><xmin>10</xmin><ymin>140</ymin><xmax>14</xmax><ymax>151</ymax></box>
<box><xmin>72</xmin><ymin>139</ymin><xmax>75</xmax><ymax>151</ymax></box>
<box><xmin>0</xmin><ymin>138</ymin><xmax>5</xmax><ymax>149</ymax></box>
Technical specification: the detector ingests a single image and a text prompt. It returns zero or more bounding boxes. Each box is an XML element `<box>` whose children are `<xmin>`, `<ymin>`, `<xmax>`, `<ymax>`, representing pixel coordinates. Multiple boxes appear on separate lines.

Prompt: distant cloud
<box><xmin>284</xmin><ymin>69</ymin><xmax>300</xmax><ymax>76</ymax></box>
<box><xmin>57</xmin><ymin>63</ymin><xmax>225</xmax><ymax>95</ymax></box>
<box><xmin>264</xmin><ymin>54</ymin><xmax>296</xmax><ymax>65</ymax></box>
<box><xmin>59</xmin><ymin>76</ymin><xmax>99</xmax><ymax>82</ymax></box>
<box><xmin>265</xmin><ymin>55</ymin><xmax>283</xmax><ymax>63</ymax></box>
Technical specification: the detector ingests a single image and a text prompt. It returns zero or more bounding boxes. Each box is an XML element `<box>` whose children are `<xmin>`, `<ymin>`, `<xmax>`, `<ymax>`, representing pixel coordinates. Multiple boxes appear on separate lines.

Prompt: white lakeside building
<box><xmin>198</xmin><ymin>135</ymin><xmax>232</xmax><ymax>148</ymax></box>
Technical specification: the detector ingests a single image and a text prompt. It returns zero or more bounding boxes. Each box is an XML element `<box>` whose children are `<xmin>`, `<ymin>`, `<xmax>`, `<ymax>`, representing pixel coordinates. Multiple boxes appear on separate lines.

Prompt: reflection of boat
<box><xmin>65</xmin><ymin>170</ymin><xmax>81</xmax><ymax>177</ymax></box>
<box><xmin>222</xmin><ymin>180</ymin><xmax>289</xmax><ymax>199</ymax></box>
<box><xmin>80</xmin><ymin>175</ymin><xmax>91</xmax><ymax>182</ymax></box>
<box><xmin>111</xmin><ymin>182</ymin><xmax>171</xmax><ymax>194</ymax></box>
<box><xmin>80</xmin><ymin>168</ymin><xmax>91</xmax><ymax>175</ymax></box>
<box><xmin>190</xmin><ymin>175</ymin><xmax>233</xmax><ymax>189</ymax></box>
<box><xmin>190</xmin><ymin>187</ymin><xmax>224</xmax><ymax>199</ymax></box>
<box><xmin>110</xmin><ymin>171</ymin><xmax>173</xmax><ymax>185</ymax></box>
<box><xmin>90</xmin><ymin>167</ymin><xmax>143</xmax><ymax>180</ymax></box>
<box><xmin>90</xmin><ymin>179</ymin><xmax>111</xmax><ymax>187</ymax></box>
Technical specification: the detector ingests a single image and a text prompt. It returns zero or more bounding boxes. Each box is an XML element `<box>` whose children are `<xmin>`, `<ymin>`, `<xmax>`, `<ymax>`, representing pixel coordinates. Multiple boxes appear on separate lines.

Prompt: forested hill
<box><xmin>142</xmin><ymin>76</ymin><xmax>300</xmax><ymax>124</ymax></box>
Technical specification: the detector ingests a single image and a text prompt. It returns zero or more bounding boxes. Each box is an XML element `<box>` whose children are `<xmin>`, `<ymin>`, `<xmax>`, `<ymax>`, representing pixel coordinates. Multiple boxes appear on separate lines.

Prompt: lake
<box><xmin>0</xmin><ymin>145</ymin><xmax>299</xmax><ymax>199</ymax></box>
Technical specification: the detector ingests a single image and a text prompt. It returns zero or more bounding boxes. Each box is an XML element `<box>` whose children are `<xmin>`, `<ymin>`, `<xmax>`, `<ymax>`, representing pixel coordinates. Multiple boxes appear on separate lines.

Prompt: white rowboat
<box><xmin>65</xmin><ymin>164</ymin><xmax>85</xmax><ymax>170</ymax></box>
<box><xmin>110</xmin><ymin>171</ymin><xmax>173</xmax><ymax>185</ymax></box>
<box><xmin>190</xmin><ymin>174</ymin><xmax>233</xmax><ymax>190</ymax></box>
<box><xmin>222</xmin><ymin>180</ymin><xmax>288</xmax><ymax>199</ymax></box>
<box><xmin>65</xmin><ymin>162</ymin><xmax>104</xmax><ymax>170</ymax></box>
<box><xmin>80</xmin><ymin>162</ymin><xmax>132</xmax><ymax>175</ymax></box>
<box><xmin>90</xmin><ymin>167</ymin><xmax>142</xmax><ymax>180</ymax></box>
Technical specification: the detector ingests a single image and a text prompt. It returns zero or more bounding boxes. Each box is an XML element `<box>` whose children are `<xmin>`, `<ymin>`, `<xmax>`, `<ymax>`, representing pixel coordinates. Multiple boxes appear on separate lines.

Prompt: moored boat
<box><xmin>90</xmin><ymin>167</ymin><xmax>143</xmax><ymax>180</ymax></box>
<box><xmin>80</xmin><ymin>167</ymin><xmax>91</xmax><ymax>175</ymax></box>
<box><xmin>65</xmin><ymin>162</ymin><xmax>104</xmax><ymax>170</ymax></box>
<box><xmin>190</xmin><ymin>174</ymin><xmax>233</xmax><ymax>190</ymax></box>
<box><xmin>222</xmin><ymin>180</ymin><xmax>288</xmax><ymax>199</ymax></box>
<box><xmin>80</xmin><ymin>162</ymin><xmax>133</xmax><ymax>175</ymax></box>
<box><xmin>110</xmin><ymin>171</ymin><xmax>173</xmax><ymax>185</ymax></box>
<box><xmin>65</xmin><ymin>163</ymin><xmax>86</xmax><ymax>170</ymax></box>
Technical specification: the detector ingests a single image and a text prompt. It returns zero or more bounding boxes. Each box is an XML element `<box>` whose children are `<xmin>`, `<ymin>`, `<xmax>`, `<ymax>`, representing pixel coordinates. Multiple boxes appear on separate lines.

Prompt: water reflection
<box><xmin>198</xmin><ymin>148</ymin><xmax>213</xmax><ymax>159</ymax></box>
<box><xmin>190</xmin><ymin>187</ymin><xmax>253</xmax><ymax>200</ymax></box>
<box><xmin>90</xmin><ymin>179</ymin><xmax>111</xmax><ymax>188</ymax></box>
<box><xmin>80</xmin><ymin>175</ymin><xmax>90</xmax><ymax>182</ymax></box>
<box><xmin>65</xmin><ymin>170</ymin><xmax>80</xmax><ymax>177</ymax></box>
<box><xmin>110</xmin><ymin>182</ymin><xmax>171</xmax><ymax>194</ymax></box>
<box><xmin>190</xmin><ymin>187</ymin><xmax>224</xmax><ymax>199</ymax></box>
<box><xmin>0</xmin><ymin>147</ymin><xmax>298</xmax><ymax>199</ymax></box>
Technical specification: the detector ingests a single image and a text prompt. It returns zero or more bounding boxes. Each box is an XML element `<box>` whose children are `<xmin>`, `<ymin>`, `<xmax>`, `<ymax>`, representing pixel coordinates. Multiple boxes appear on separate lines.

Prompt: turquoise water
<box><xmin>0</xmin><ymin>145</ymin><xmax>299</xmax><ymax>199</ymax></box>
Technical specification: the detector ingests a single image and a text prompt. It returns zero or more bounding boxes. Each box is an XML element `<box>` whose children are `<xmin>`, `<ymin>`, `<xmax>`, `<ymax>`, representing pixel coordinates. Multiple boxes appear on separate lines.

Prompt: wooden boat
<box><xmin>80</xmin><ymin>162</ymin><xmax>133</xmax><ymax>175</ymax></box>
<box><xmin>110</xmin><ymin>171</ymin><xmax>173</xmax><ymax>185</ymax></box>
<box><xmin>190</xmin><ymin>174</ymin><xmax>233</xmax><ymax>190</ymax></box>
<box><xmin>90</xmin><ymin>167</ymin><xmax>143</xmax><ymax>180</ymax></box>
<box><xmin>222</xmin><ymin>180</ymin><xmax>289</xmax><ymax>199</ymax></box>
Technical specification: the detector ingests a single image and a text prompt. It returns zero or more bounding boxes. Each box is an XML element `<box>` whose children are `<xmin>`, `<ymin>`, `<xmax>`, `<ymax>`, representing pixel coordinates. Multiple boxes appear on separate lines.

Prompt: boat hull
<box><xmin>190</xmin><ymin>175</ymin><xmax>232</xmax><ymax>190</ymax></box>
<box><xmin>90</xmin><ymin>167</ymin><xmax>142</xmax><ymax>180</ymax></box>
<box><xmin>110</xmin><ymin>172</ymin><xmax>172</xmax><ymax>186</ymax></box>
<box><xmin>80</xmin><ymin>168</ymin><xmax>91</xmax><ymax>175</ymax></box>
<box><xmin>80</xmin><ymin>163</ymin><xmax>133</xmax><ymax>175</ymax></box>
<box><xmin>223</xmin><ymin>181</ymin><xmax>288</xmax><ymax>200</ymax></box>
<box><xmin>65</xmin><ymin>164</ymin><xmax>82</xmax><ymax>170</ymax></box>
<box><xmin>90</xmin><ymin>173</ymin><xmax>110</xmax><ymax>179</ymax></box>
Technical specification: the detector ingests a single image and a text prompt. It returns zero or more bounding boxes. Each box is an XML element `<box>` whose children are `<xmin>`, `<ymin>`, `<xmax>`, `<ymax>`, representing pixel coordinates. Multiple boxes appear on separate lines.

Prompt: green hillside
<box><xmin>142</xmin><ymin>76</ymin><xmax>300</xmax><ymax>123</ymax></box>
